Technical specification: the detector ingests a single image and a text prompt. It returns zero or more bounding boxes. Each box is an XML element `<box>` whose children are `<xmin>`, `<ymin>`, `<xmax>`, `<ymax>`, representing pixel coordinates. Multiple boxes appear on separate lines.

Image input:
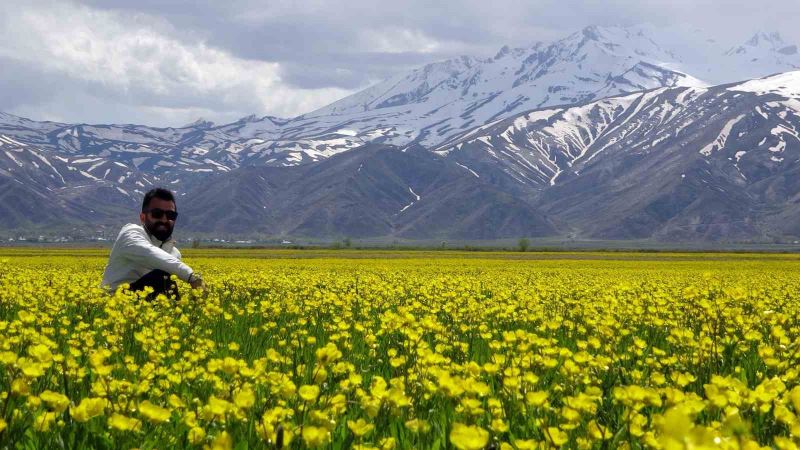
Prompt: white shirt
<box><xmin>101</xmin><ymin>223</ymin><xmax>193</xmax><ymax>290</ymax></box>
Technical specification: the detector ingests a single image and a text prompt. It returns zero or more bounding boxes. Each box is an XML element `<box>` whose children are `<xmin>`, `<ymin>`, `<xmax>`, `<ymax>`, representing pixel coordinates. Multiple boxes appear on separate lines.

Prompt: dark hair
<box><xmin>142</xmin><ymin>187</ymin><xmax>176</xmax><ymax>212</ymax></box>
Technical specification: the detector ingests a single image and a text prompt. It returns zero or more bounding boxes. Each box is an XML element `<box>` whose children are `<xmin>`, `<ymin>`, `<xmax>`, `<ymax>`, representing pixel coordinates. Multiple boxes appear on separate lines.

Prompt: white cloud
<box><xmin>360</xmin><ymin>28</ymin><xmax>449</xmax><ymax>54</ymax></box>
<box><xmin>4</xmin><ymin>0</ymin><xmax>800</xmax><ymax>126</ymax></box>
<box><xmin>0</xmin><ymin>0</ymin><xmax>354</xmax><ymax>125</ymax></box>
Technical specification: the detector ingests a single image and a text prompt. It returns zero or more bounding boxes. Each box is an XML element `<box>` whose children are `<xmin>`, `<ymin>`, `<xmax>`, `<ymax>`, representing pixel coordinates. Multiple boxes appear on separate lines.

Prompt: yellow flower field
<box><xmin>2</xmin><ymin>249</ymin><xmax>800</xmax><ymax>449</ymax></box>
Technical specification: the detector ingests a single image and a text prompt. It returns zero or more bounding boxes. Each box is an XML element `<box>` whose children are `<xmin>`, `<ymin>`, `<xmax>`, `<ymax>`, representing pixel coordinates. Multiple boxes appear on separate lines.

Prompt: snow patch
<box><xmin>87</xmin><ymin>161</ymin><xmax>105</xmax><ymax>172</ymax></box>
<box><xmin>699</xmin><ymin>114</ymin><xmax>745</xmax><ymax>156</ymax></box>
<box><xmin>769</xmin><ymin>140</ymin><xmax>786</xmax><ymax>153</ymax></box>
<box><xmin>80</xmin><ymin>170</ymin><xmax>100</xmax><ymax>181</ymax></box>
<box><xmin>771</xmin><ymin>124</ymin><xmax>799</xmax><ymax>141</ymax></box>
<box><xmin>400</xmin><ymin>187</ymin><xmax>421</xmax><ymax>212</ymax></box>
<box><xmin>4</xmin><ymin>151</ymin><xmax>23</xmax><ymax>167</ymax></box>
<box><xmin>0</xmin><ymin>134</ymin><xmax>27</xmax><ymax>147</ymax></box>
<box><xmin>455</xmin><ymin>162</ymin><xmax>480</xmax><ymax>178</ymax></box>
<box><xmin>549</xmin><ymin>168</ymin><xmax>562</xmax><ymax>186</ymax></box>
<box><xmin>729</xmin><ymin>71</ymin><xmax>800</xmax><ymax>98</ymax></box>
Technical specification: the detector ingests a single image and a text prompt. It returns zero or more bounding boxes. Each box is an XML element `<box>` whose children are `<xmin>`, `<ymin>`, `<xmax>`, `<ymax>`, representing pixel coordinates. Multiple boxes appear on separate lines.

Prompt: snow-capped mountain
<box><xmin>4</xmin><ymin>25</ymin><xmax>799</xmax><ymax>175</ymax></box>
<box><xmin>3</xmin><ymin>25</ymin><xmax>800</xmax><ymax>240</ymax></box>
<box><xmin>726</xmin><ymin>31</ymin><xmax>798</xmax><ymax>64</ymax></box>
<box><xmin>166</xmin><ymin>71</ymin><xmax>800</xmax><ymax>241</ymax></box>
<box><xmin>4</xmin><ymin>70</ymin><xmax>800</xmax><ymax>240</ymax></box>
<box><xmin>291</xmin><ymin>25</ymin><xmax>799</xmax><ymax>147</ymax></box>
<box><xmin>427</xmin><ymin>71</ymin><xmax>800</xmax><ymax>239</ymax></box>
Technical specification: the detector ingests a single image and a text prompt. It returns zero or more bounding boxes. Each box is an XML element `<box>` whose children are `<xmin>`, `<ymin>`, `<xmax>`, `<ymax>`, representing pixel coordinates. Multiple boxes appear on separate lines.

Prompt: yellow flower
<box><xmin>438</xmin><ymin>373</ymin><xmax>465</xmax><ymax>397</ymax></box>
<box><xmin>347</xmin><ymin>418</ymin><xmax>375</xmax><ymax>437</ymax></box>
<box><xmin>233</xmin><ymin>388</ymin><xmax>256</xmax><ymax>410</ymax></box>
<box><xmin>202</xmin><ymin>396</ymin><xmax>232</xmax><ymax>420</ymax></box>
<box><xmin>33</xmin><ymin>411</ymin><xmax>57</xmax><ymax>432</ymax></box>
<box><xmin>380</xmin><ymin>437</ymin><xmax>396</xmax><ymax>450</ymax></box>
<box><xmin>0</xmin><ymin>418</ymin><xmax>6</xmax><ymax>433</ymax></box>
<box><xmin>188</xmin><ymin>427</ymin><xmax>207</xmax><ymax>445</ymax></box>
<box><xmin>0</xmin><ymin>351</ymin><xmax>17</xmax><ymax>365</ymax></box>
<box><xmin>545</xmin><ymin>427</ymin><xmax>569</xmax><ymax>446</ymax></box>
<box><xmin>450</xmin><ymin>423</ymin><xmax>490</xmax><ymax>450</ymax></box>
<box><xmin>108</xmin><ymin>413</ymin><xmax>142</xmax><ymax>432</ymax></box>
<box><xmin>168</xmin><ymin>394</ymin><xmax>187</xmax><ymax>409</ymax></box>
<box><xmin>389</xmin><ymin>356</ymin><xmax>406</xmax><ymax>368</ymax></box>
<box><xmin>299</xmin><ymin>385</ymin><xmax>320</xmax><ymax>402</ymax></box>
<box><xmin>561</xmin><ymin>407</ymin><xmax>581</xmax><ymax>423</ymax></box>
<box><xmin>206</xmin><ymin>431</ymin><xmax>232</xmax><ymax>450</ymax></box>
<box><xmin>671</xmin><ymin>372</ymin><xmax>696</xmax><ymax>388</ymax></box>
<box><xmin>11</xmin><ymin>378</ymin><xmax>30</xmax><ymax>396</ymax></box>
<box><xmin>313</xmin><ymin>366</ymin><xmax>328</xmax><ymax>383</ymax></box>
<box><xmin>71</xmin><ymin>397</ymin><xmax>106</xmax><ymax>422</ymax></box>
<box><xmin>39</xmin><ymin>390</ymin><xmax>70</xmax><ymax>413</ymax></box>
<box><xmin>526</xmin><ymin>391</ymin><xmax>548</xmax><ymax>407</ymax></box>
<box><xmin>302</xmin><ymin>425</ymin><xmax>331</xmax><ymax>448</ymax></box>
<box><xmin>139</xmin><ymin>400</ymin><xmax>171</xmax><ymax>423</ymax></box>
<box><xmin>316</xmin><ymin>343</ymin><xmax>343</xmax><ymax>365</ymax></box>
<box><xmin>18</xmin><ymin>358</ymin><xmax>45</xmax><ymax>378</ymax></box>
<box><xmin>221</xmin><ymin>357</ymin><xmax>240</xmax><ymax>375</ymax></box>
<box><xmin>28</xmin><ymin>344</ymin><xmax>53</xmax><ymax>364</ymax></box>
<box><xmin>587</xmin><ymin>420</ymin><xmax>612</xmax><ymax>440</ymax></box>
<box><xmin>513</xmin><ymin>439</ymin><xmax>538</xmax><ymax>450</ymax></box>
<box><xmin>491</xmin><ymin>418</ymin><xmax>509</xmax><ymax>433</ymax></box>
<box><xmin>405</xmin><ymin>418</ymin><xmax>431</xmax><ymax>433</ymax></box>
<box><xmin>27</xmin><ymin>396</ymin><xmax>42</xmax><ymax>409</ymax></box>
<box><xmin>775</xmin><ymin>437</ymin><xmax>799</xmax><ymax>450</ymax></box>
<box><xmin>18</xmin><ymin>310</ymin><xmax>35</xmax><ymax>323</ymax></box>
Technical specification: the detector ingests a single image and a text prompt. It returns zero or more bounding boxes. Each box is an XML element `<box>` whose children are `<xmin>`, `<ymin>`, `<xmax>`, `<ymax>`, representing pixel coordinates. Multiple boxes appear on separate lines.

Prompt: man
<box><xmin>102</xmin><ymin>187</ymin><xmax>204</xmax><ymax>300</ymax></box>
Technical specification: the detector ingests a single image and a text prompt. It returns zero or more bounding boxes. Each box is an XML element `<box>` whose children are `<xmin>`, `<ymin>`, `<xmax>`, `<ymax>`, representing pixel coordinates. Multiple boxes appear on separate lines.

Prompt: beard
<box><xmin>146</xmin><ymin>220</ymin><xmax>174</xmax><ymax>242</ymax></box>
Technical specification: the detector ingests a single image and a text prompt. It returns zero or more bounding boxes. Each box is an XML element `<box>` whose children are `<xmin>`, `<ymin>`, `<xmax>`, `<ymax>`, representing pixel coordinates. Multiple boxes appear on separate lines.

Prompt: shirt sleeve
<box><xmin>118</xmin><ymin>228</ymin><xmax>193</xmax><ymax>281</ymax></box>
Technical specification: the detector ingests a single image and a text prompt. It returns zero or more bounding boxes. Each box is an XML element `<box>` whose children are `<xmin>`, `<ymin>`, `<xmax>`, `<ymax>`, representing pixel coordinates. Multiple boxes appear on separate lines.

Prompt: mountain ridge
<box><xmin>2</xmin><ymin>25</ymin><xmax>800</xmax><ymax>241</ymax></box>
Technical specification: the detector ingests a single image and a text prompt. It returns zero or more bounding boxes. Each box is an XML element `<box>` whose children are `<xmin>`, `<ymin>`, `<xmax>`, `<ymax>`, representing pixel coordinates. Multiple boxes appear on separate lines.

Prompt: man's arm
<box><xmin>173</xmin><ymin>243</ymin><xmax>204</xmax><ymax>290</ymax></box>
<box><xmin>118</xmin><ymin>228</ymin><xmax>193</xmax><ymax>281</ymax></box>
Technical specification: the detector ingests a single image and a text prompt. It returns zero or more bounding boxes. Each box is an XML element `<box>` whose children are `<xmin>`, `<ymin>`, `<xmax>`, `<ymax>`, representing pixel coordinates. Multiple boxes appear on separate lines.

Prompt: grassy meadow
<box><xmin>1</xmin><ymin>248</ymin><xmax>800</xmax><ymax>449</ymax></box>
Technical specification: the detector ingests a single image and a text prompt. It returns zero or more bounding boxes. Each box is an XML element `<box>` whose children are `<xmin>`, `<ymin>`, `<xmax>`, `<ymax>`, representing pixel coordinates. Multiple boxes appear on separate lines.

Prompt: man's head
<box><xmin>140</xmin><ymin>188</ymin><xmax>178</xmax><ymax>242</ymax></box>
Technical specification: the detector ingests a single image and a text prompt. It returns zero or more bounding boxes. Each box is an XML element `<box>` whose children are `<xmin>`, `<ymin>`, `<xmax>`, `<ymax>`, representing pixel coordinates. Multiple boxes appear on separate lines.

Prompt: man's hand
<box><xmin>188</xmin><ymin>272</ymin><xmax>205</xmax><ymax>290</ymax></box>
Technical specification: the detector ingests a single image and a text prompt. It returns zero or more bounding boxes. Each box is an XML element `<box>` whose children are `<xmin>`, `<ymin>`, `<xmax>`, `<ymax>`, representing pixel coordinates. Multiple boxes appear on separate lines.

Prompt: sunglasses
<box><xmin>145</xmin><ymin>208</ymin><xmax>178</xmax><ymax>221</ymax></box>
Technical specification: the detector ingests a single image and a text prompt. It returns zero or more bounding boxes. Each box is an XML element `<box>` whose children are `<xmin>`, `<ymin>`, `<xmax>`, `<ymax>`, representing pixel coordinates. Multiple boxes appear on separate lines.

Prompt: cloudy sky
<box><xmin>1</xmin><ymin>0</ymin><xmax>798</xmax><ymax>126</ymax></box>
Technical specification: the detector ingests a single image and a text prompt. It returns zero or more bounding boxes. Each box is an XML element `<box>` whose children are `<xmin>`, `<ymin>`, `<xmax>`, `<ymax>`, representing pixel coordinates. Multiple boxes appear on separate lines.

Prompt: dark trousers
<box><xmin>129</xmin><ymin>269</ymin><xmax>180</xmax><ymax>301</ymax></box>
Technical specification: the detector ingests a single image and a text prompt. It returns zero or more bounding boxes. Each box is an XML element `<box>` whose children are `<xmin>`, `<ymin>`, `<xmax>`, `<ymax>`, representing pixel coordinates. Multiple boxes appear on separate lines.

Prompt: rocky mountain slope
<box><xmin>2</xmin><ymin>26</ymin><xmax>800</xmax><ymax>241</ymax></box>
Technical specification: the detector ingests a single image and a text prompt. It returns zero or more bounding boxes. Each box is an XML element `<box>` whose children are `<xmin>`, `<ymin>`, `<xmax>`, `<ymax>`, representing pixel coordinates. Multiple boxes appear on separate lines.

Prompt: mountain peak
<box><xmin>577</xmin><ymin>24</ymin><xmax>637</xmax><ymax>42</ymax></box>
<box><xmin>0</xmin><ymin>111</ymin><xmax>21</xmax><ymax>122</ymax></box>
<box><xmin>183</xmin><ymin>118</ymin><xmax>215</xmax><ymax>129</ymax></box>
<box><xmin>494</xmin><ymin>45</ymin><xmax>511</xmax><ymax>59</ymax></box>
<box><xmin>726</xmin><ymin>31</ymin><xmax>798</xmax><ymax>60</ymax></box>
<box><xmin>746</xmin><ymin>31</ymin><xmax>785</xmax><ymax>48</ymax></box>
<box><xmin>728</xmin><ymin>70</ymin><xmax>800</xmax><ymax>97</ymax></box>
<box><xmin>581</xmin><ymin>25</ymin><xmax>605</xmax><ymax>40</ymax></box>
<box><xmin>420</xmin><ymin>55</ymin><xmax>480</xmax><ymax>75</ymax></box>
<box><xmin>493</xmin><ymin>44</ymin><xmax>529</xmax><ymax>61</ymax></box>
<box><xmin>239</xmin><ymin>114</ymin><xmax>261</xmax><ymax>123</ymax></box>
